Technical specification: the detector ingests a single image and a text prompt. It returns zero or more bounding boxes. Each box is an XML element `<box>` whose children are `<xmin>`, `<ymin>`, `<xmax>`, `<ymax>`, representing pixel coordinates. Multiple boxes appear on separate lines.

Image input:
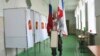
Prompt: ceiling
<box><xmin>43</xmin><ymin>0</ymin><xmax>79</xmax><ymax>11</ymax></box>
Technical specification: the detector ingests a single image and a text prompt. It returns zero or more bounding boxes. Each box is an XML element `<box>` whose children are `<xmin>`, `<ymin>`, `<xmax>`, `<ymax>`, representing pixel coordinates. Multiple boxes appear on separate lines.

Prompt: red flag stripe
<box><xmin>58</xmin><ymin>7</ymin><xmax>63</xmax><ymax>19</ymax></box>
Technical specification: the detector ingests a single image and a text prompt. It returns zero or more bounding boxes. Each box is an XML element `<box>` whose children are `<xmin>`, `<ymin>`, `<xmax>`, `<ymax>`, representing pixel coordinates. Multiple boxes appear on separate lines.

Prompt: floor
<box><xmin>18</xmin><ymin>35</ymin><xmax>91</xmax><ymax>56</ymax></box>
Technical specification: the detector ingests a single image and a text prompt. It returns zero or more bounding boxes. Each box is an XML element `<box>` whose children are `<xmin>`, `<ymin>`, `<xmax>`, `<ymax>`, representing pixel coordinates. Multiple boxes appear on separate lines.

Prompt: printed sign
<box><xmin>50</xmin><ymin>31</ymin><xmax>58</xmax><ymax>48</ymax></box>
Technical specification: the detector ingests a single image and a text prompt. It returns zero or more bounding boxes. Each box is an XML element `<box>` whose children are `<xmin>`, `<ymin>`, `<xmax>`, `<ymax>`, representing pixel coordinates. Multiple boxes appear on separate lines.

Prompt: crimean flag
<box><xmin>57</xmin><ymin>0</ymin><xmax>68</xmax><ymax>36</ymax></box>
<box><xmin>57</xmin><ymin>0</ymin><xmax>63</xmax><ymax>19</ymax></box>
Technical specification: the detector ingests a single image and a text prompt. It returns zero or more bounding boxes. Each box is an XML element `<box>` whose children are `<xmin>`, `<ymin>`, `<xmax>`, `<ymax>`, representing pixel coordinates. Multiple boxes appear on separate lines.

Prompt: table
<box><xmin>88</xmin><ymin>46</ymin><xmax>100</xmax><ymax>56</ymax></box>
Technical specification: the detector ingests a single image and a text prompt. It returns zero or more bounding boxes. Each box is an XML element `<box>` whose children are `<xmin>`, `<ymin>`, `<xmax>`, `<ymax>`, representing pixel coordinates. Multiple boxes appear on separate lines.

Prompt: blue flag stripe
<box><xmin>49</xmin><ymin>4</ymin><xmax>52</xmax><ymax>14</ymax></box>
<box><xmin>62</xmin><ymin>0</ymin><xmax>64</xmax><ymax>10</ymax></box>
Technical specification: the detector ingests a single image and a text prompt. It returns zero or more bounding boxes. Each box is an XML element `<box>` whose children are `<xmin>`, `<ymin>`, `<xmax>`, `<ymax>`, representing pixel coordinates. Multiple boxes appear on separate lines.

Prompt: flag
<box><xmin>57</xmin><ymin>0</ymin><xmax>63</xmax><ymax>19</ymax></box>
<box><xmin>47</xmin><ymin>0</ymin><xmax>53</xmax><ymax>36</ymax></box>
<box><xmin>57</xmin><ymin>0</ymin><xmax>68</xmax><ymax>36</ymax></box>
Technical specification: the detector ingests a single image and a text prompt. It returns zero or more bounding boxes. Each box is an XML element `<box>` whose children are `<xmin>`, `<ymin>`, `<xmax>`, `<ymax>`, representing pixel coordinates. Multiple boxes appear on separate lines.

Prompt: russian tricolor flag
<box><xmin>47</xmin><ymin>0</ymin><xmax>53</xmax><ymax>36</ymax></box>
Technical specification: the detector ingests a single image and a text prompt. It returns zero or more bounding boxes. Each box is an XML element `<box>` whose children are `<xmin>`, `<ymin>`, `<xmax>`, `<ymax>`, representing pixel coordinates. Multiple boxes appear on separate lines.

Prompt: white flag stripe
<box><xmin>58</xmin><ymin>0</ymin><xmax>63</xmax><ymax>10</ymax></box>
<box><xmin>62</xmin><ymin>9</ymin><xmax>68</xmax><ymax>35</ymax></box>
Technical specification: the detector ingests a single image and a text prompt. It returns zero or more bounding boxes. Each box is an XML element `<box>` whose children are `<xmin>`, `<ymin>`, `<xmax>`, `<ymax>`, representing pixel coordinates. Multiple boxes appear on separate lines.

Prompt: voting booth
<box><xmin>39</xmin><ymin>15</ymin><xmax>48</xmax><ymax>42</ymax></box>
<box><xmin>33</xmin><ymin>11</ymin><xmax>41</xmax><ymax>43</ymax></box>
<box><xmin>33</xmin><ymin>11</ymin><xmax>48</xmax><ymax>43</ymax></box>
<box><xmin>4</xmin><ymin>8</ymin><xmax>34</xmax><ymax>48</ymax></box>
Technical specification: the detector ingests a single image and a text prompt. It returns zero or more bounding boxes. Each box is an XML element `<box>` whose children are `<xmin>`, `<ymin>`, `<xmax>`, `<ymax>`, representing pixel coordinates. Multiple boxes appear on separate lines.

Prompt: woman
<box><xmin>47</xmin><ymin>12</ymin><xmax>63</xmax><ymax>56</ymax></box>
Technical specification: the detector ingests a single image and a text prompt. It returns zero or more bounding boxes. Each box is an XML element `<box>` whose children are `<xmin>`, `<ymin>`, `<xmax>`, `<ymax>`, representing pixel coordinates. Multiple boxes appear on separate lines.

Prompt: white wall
<box><xmin>0</xmin><ymin>17</ymin><xmax>5</xmax><ymax>56</ymax></box>
<box><xmin>0</xmin><ymin>0</ymin><xmax>48</xmax><ymax>16</ymax></box>
<box><xmin>0</xmin><ymin>0</ymin><xmax>3</xmax><ymax>16</ymax></box>
<box><xmin>31</xmin><ymin>0</ymin><xmax>48</xmax><ymax>17</ymax></box>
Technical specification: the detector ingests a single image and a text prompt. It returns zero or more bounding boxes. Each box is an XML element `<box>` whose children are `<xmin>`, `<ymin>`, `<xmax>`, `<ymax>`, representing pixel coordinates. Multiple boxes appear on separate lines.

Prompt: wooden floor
<box><xmin>18</xmin><ymin>35</ymin><xmax>91</xmax><ymax>56</ymax></box>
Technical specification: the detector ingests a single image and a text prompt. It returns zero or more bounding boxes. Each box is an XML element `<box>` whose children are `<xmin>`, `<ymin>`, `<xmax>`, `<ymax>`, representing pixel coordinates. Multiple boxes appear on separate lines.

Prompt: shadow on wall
<box><xmin>65</xmin><ymin>11</ymin><xmax>76</xmax><ymax>35</ymax></box>
<box><xmin>0</xmin><ymin>17</ymin><xmax>5</xmax><ymax>56</ymax></box>
<box><xmin>95</xmin><ymin>15</ymin><xmax>100</xmax><ymax>45</ymax></box>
